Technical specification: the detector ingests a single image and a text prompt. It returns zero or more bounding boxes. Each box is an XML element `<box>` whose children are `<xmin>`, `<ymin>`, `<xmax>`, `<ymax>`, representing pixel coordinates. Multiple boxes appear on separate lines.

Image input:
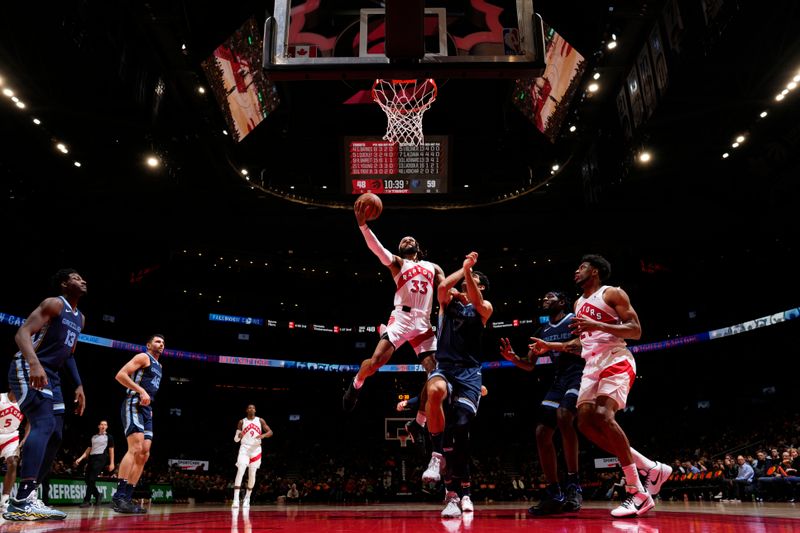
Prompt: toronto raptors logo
<box><xmin>243</xmin><ymin>422</ymin><xmax>260</xmax><ymax>437</ymax></box>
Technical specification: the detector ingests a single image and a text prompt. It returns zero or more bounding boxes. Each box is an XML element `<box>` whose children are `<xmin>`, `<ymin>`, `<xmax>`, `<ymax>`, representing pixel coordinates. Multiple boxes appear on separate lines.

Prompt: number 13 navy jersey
<box><xmin>16</xmin><ymin>296</ymin><xmax>82</xmax><ymax>373</ymax></box>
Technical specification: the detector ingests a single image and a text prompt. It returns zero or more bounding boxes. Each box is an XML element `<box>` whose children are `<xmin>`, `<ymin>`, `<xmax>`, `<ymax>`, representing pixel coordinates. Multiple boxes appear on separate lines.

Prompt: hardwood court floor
<box><xmin>0</xmin><ymin>501</ymin><xmax>796</xmax><ymax>532</ymax></box>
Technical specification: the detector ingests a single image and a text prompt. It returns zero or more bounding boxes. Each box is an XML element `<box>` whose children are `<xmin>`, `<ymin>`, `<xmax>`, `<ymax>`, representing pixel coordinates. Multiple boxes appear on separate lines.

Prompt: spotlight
<box><xmin>731</xmin><ymin>142</ymin><xmax>739</xmax><ymax>148</ymax></box>
<box><xmin>638</xmin><ymin>151</ymin><xmax>652</xmax><ymax>163</ymax></box>
<box><xmin>11</xmin><ymin>96</ymin><xmax>18</xmax><ymax>103</ymax></box>
<box><xmin>759</xmin><ymin>111</ymin><xmax>768</xmax><ymax>118</ymax></box>
<box><xmin>776</xmin><ymin>93</ymin><xmax>785</xmax><ymax>101</ymax></box>
<box><xmin>588</xmin><ymin>83</ymin><xmax>599</xmax><ymax>93</ymax></box>
<box><xmin>607</xmin><ymin>41</ymin><xmax>618</xmax><ymax>50</ymax></box>
<box><xmin>222</xmin><ymin>129</ymin><xmax>228</xmax><ymax>136</ymax></box>
<box><xmin>73</xmin><ymin>161</ymin><xmax>82</xmax><ymax>168</ymax></box>
<box><xmin>794</xmin><ymin>74</ymin><xmax>800</xmax><ymax>83</ymax></box>
<box><xmin>780</xmin><ymin>89</ymin><xmax>789</xmax><ymax>96</ymax></box>
<box><xmin>551</xmin><ymin>164</ymin><xmax>560</xmax><ymax>171</ymax></box>
<box><xmin>181</xmin><ymin>43</ymin><xmax>187</xmax><ymax>51</ymax></box>
<box><xmin>32</xmin><ymin>118</ymin><xmax>41</xmax><ymax>125</ymax></box>
<box><xmin>241</xmin><ymin>169</ymin><xmax>249</xmax><ymax>176</ymax></box>
<box><xmin>146</xmin><ymin>155</ymin><xmax>160</xmax><ymax>167</ymax></box>
<box><xmin>464</xmin><ymin>184</ymin><xmax>470</xmax><ymax>188</ymax></box>
<box><xmin>2</xmin><ymin>88</ymin><xmax>13</xmax><ymax>97</ymax></box>
<box><xmin>722</xmin><ymin>153</ymin><xmax>729</xmax><ymax>159</ymax></box>
<box><xmin>197</xmin><ymin>86</ymin><xmax>206</xmax><ymax>94</ymax></box>
<box><xmin>569</xmin><ymin>125</ymin><xmax>577</xmax><ymax>132</ymax></box>
<box><xmin>15</xmin><ymin>101</ymin><xmax>25</xmax><ymax>109</ymax></box>
<box><xmin>735</xmin><ymin>135</ymin><xmax>745</xmax><ymax>143</ymax></box>
<box><xmin>788</xmin><ymin>82</ymin><xmax>797</xmax><ymax>90</ymax></box>
<box><xmin>592</xmin><ymin>72</ymin><xmax>600</xmax><ymax>80</ymax></box>
<box><xmin>56</xmin><ymin>143</ymin><xmax>68</xmax><ymax>154</ymax></box>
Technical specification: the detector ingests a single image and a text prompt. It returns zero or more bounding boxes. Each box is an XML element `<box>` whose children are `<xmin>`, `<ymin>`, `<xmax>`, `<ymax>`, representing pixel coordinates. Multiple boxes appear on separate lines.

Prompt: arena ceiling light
<box><xmin>592</xmin><ymin>72</ymin><xmax>600</xmax><ymax>80</ymax></box>
<box><xmin>15</xmin><ymin>101</ymin><xmax>25</xmax><ymax>109</ymax></box>
<box><xmin>588</xmin><ymin>82</ymin><xmax>599</xmax><ymax>93</ymax></box>
<box><xmin>146</xmin><ymin>155</ymin><xmax>160</xmax><ymax>167</ymax></box>
<box><xmin>56</xmin><ymin>143</ymin><xmax>69</xmax><ymax>154</ymax></box>
<box><xmin>607</xmin><ymin>40</ymin><xmax>617</xmax><ymax>50</ymax></box>
<box><xmin>775</xmin><ymin>93</ymin><xmax>785</xmax><ymax>101</ymax></box>
<box><xmin>759</xmin><ymin>111</ymin><xmax>768</xmax><ymax>118</ymax></box>
<box><xmin>197</xmin><ymin>86</ymin><xmax>206</xmax><ymax>94</ymax></box>
<box><xmin>722</xmin><ymin>152</ymin><xmax>730</xmax><ymax>159</ymax></box>
<box><xmin>73</xmin><ymin>161</ymin><xmax>82</xmax><ymax>168</ymax></box>
<box><xmin>735</xmin><ymin>135</ymin><xmax>746</xmax><ymax>143</ymax></box>
<box><xmin>241</xmin><ymin>168</ymin><xmax>249</xmax><ymax>176</ymax></box>
<box><xmin>569</xmin><ymin>125</ymin><xmax>577</xmax><ymax>132</ymax></box>
<box><xmin>2</xmin><ymin>88</ymin><xmax>13</xmax><ymax>97</ymax></box>
<box><xmin>637</xmin><ymin>151</ymin><xmax>652</xmax><ymax>163</ymax></box>
<box><xmin>731</xmin><ymin>142</ymin><xmax>740</xmax><ymax>148</ymax></box>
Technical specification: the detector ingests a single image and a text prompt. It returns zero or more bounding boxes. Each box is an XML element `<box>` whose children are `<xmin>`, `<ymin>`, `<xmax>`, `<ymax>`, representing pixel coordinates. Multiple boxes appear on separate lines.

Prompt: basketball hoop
<box><xmin>372</xmin><ymin>79</ymin><xmax>437</xmax><ymax>146</ymax></box>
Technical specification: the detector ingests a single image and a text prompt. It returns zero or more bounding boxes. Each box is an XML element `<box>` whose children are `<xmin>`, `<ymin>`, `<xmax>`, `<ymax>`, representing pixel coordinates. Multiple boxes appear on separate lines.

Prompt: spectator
<box><xmin>286</xmin><ymin>483</ymin><xmax>300</xmax><ymax>503</ymax></box>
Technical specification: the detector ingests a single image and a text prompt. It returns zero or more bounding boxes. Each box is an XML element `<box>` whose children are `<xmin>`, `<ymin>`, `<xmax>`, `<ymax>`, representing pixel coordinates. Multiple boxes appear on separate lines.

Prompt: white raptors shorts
<box><xmin>383</xmin><ymin>309</ymin><xmax>436</xmax><ymax>356</ymax></box>
<box><xmin>236</xmin><ymin>445</ymin><xmax>263</xmax><ymax>469</ymax></box>
<box><xmin>577</xmin><ymin>347</ymin><xmax>637</xmax><ymax>410</ymax></box>
<box><xmin>0</xmin><ymin>432</ymin><xmax>20</xmax><ymax>460</ymax></box>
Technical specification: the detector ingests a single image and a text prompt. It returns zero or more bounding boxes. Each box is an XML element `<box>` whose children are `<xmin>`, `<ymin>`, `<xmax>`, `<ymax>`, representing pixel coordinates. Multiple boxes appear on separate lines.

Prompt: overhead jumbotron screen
<box><xmin>201</xmin><ymin>17</ymin><xmax>280</xmax><ymax>142</ymax></box>
<box><xmin>344</xmin><ymin>136</ymin><xmax>449</xmax><ymax>194</ymax></box>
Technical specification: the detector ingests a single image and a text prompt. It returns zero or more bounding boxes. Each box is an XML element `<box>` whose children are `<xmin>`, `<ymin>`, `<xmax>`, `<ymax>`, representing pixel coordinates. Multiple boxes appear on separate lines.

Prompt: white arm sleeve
<box><xmin>360</xmin><ymin>224</ymin><xmax>394</xmax><ymax>266</ymax></box>
<box><xmin>234</xmin><ymin>430</ymin><xmax>242</xmax><ymax>442</ymax></box>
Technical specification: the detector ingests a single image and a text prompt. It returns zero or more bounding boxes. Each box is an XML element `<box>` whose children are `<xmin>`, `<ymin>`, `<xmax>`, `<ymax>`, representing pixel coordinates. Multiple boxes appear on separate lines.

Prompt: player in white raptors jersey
<box><xmin>343</xmin><ymin>202</ymin><xmax>446</xmax><ymax>412</ymax></box>
<box><xmin>1</xmin><ymin>391</ymin><xmax>25</xmax><ymax>511</ymax></box>
<box><xmin>232</xmin><ymin>404</ymin><xmax>272</xmax><ymax>508</ymax></box>
<box><xmin>529</xmin><ymin>255</ymin><xmax>671</xmax><ymax>518</ymax></box>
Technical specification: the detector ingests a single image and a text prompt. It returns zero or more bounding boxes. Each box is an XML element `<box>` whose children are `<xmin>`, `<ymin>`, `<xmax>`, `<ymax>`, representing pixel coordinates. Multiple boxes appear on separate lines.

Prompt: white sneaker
<box><xmin>610</xmin><ymin>490</ymin><xmax>655</xmax><ymax>518</ymax></box>
<box><xmin>642</xmin><ymin>462</ymin><xmax>672</xmax><ymax>496</ymax></box>
<box><xmin>231</xmin><ymin>499</ymin><xmax>240</xmax><ymax>508</ymax></box>
<box><xmin>441</xmin><ymin>492</ymin><xmax>461</xmax><ymax>518</ymax></box>
<box><xmin>423</xmin><ymin>452</ymin><xmax>445</xmax><ymax>483</ymax></box>
<box><xmin>242</xmin><ymin>498</ymin><xmax>250</xmax><ymax>508</ymax></box>
<box><xmin>460</xmin><ymin>495</ymin><xmax>474</xmax><ymax>512</ymax></box>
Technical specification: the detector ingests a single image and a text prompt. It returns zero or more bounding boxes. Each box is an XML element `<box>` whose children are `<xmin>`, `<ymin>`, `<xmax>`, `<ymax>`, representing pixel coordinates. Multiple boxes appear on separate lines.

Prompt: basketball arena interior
<box><xmin>0</xmin><ymin>1</ymin><xmax>798</xmax><ymax>531</ymax></box>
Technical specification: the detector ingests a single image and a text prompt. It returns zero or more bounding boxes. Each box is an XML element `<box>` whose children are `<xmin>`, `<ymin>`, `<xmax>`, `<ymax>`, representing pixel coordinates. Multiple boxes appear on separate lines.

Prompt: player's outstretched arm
<box><xmin>356</xmin><ymin>202</ymin><xmax>401</xmax><ymax>270</ymax></box>
<box><xmin>499</xmin><ymin>338</ymin><xmax>534</xmax><ymax>371</ymax></box>
<box><xmin>529</xmin><ymin>337</ymin><xmax>582</xmax><ymax>356</ymax></box>
<box><xmin>462</xmin><ymin>252</ymin><xmax>492</xmax><ymax>324</ymax></box>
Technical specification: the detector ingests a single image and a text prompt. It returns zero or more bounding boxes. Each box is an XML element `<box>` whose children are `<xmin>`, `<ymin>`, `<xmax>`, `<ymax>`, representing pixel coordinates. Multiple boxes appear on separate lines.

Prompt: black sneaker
<box><xmin>112</xmin><ymin>498</ymin><xmax>139</xmax><ymax>514</ymax></box>
<box><xmin>562</xmin><ymin>483</ymin><xmax>583</xmax><ymax>512</ymax></box>
<box><xmin>528</xmin><ymin>493</ymin><xmax>565</xmax><ymax>516</ymax></box>
<box><xmin>404</xmin><ymin>419</ymin><xmax>427</xmax><ymax>449</ymax></box>
<box><xmin>342</xmin><ymin>379</ymin><xmax>360</xmax><ymax>412</ymax></box>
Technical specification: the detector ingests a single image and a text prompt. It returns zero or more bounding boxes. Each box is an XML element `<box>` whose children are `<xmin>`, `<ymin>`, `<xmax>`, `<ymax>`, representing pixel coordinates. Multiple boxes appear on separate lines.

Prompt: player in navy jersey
<box><xmin>500</xmin><ymin>291</ymin><xmax>585</xmax><ymax>515</ymax></box>
<box><xmin>111</xmin><ymin>334</ymin><xmax>164</xmax><ymax>514</ymax></box>
<box><xmin>4</xmin><ymin>269</ymin><xmax>87</xmax><ymax>521</ymax></box>
<box><xmin>422</xmin><ymin>252</ymin><xmax>492</xmax><ymax>518</ymax></box>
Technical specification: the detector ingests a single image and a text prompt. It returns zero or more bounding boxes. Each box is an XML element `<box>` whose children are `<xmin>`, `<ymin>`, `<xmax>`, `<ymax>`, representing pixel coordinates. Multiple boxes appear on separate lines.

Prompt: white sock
<box><xmin>622</xmin><ymin>464</ymin><xmax>645</xmax><ymax>493</ymax></box>
<box><xmin>1</xmin><ymin>494</ymin><xmax>8</xmax><ymax>505</ymax></box>
<box><xmin>245</xmin><ymin>489</ymin><xmax>252</xmax><ymax>500</ymax></box>
<box><xmin>354</xmin><ymin>376</ymin><xmax>364</xmax><ymax>389</ymax></box>
<box><xmin>416</xmin><ymin>411</ymin><xmax>427</xmax><ymax>426</ymax></box>
<box><xmin>233</xmin><ymin>488</ymin><xmax>240</xmax><ymax>501</ymax></box>
<box><xmin>630</xmin><ymin>448</ymin><xmax>657</xmax><ymax>472</ymax></box>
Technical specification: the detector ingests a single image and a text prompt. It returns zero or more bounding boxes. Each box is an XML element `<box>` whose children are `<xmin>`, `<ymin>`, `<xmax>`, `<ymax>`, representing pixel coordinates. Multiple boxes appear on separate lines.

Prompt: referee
<box><xmin>74</xmin><ymin>420</ymin><xmax>115</xmax><ymax>507</ymax></box>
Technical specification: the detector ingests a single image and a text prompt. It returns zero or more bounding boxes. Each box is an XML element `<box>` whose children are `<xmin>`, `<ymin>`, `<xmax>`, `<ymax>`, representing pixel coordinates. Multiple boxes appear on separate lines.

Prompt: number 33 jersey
<box><xmin>393</xmin><ymin>260</ymin><xmax>437</xmax><ymax>312</ymax></box>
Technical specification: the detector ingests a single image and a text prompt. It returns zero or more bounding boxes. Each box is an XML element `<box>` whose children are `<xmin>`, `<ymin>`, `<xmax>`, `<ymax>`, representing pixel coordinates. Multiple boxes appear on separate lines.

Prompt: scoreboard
<box><xmin>344</xmin><ymin>136</ymin><xmax>448</xmax><ymax>194</ymax></box>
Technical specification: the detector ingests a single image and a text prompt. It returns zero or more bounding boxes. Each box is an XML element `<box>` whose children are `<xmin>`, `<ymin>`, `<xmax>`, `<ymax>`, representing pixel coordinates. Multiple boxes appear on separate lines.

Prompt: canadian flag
<box><xmin>288</xmin><ymin>45</ymin><xmax>318</xmax><ymax>58</ymax></box>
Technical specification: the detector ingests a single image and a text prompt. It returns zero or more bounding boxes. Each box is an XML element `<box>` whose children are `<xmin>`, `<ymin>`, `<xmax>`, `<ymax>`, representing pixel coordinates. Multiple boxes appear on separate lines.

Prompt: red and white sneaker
<box><xmin>610</xmin><ymin>490</ymin><xmax>655</xmax><ymax>518</ymax></box>
<box><xmin>423</xmin><ymin>452</ymin><xmax>445</xmax><ymax>483</ymax></box>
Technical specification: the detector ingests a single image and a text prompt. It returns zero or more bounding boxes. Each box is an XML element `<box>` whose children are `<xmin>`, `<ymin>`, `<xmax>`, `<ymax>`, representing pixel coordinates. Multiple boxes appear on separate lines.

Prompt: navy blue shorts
<box><xmin>539</xmin><ymin>358</ymin><xmax>584</xmax><ymax>427</ymax></box>
<box><xmin>8</xmin><ymin>356</ymin><xmax>62</xmax><ymax>413</ymax></box>
<box><xmin>121</xmin><ymin>397</ymin><xmax>153</xmax><ymax>440</ymax></box>
<box><xmin>428</xmin><ymin>365</ymin><xmax>482</xmax><ymax>415</ymax></box>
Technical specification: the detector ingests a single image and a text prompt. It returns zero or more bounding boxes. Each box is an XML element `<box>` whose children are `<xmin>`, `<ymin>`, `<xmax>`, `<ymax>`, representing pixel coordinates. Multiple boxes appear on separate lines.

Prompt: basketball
<box><xmin>355</xmin><ymin>192</ymin><xmax>383</xmax><ymax>221</ymax></box>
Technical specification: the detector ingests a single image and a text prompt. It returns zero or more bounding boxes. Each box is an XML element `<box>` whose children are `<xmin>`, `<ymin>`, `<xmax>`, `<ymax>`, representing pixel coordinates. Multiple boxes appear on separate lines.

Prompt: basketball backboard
<box><xmin>263</xmin><ymin>0</ymin><xmax>545</xmax><ymax>80</ymax></box>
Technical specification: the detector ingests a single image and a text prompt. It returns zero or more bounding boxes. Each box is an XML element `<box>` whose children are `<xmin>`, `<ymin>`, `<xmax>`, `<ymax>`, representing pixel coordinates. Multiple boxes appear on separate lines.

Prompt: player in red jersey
<box><xmin>343</xmin><ymin>202</ymin><xmax>447</xmax><ymax>412</ymax></box>
<box><xmin>530</xmin><ymin>255</ymin><xmax>671</xmax><ymax>518</ymax></box>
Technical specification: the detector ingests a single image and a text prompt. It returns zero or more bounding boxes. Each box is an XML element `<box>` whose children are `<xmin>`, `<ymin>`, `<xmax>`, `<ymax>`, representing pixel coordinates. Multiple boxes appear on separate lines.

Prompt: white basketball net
<box><xmin>372</xmin><ymin>79</ymin><xmax>438</xmax><ymax>146</ymax></box>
